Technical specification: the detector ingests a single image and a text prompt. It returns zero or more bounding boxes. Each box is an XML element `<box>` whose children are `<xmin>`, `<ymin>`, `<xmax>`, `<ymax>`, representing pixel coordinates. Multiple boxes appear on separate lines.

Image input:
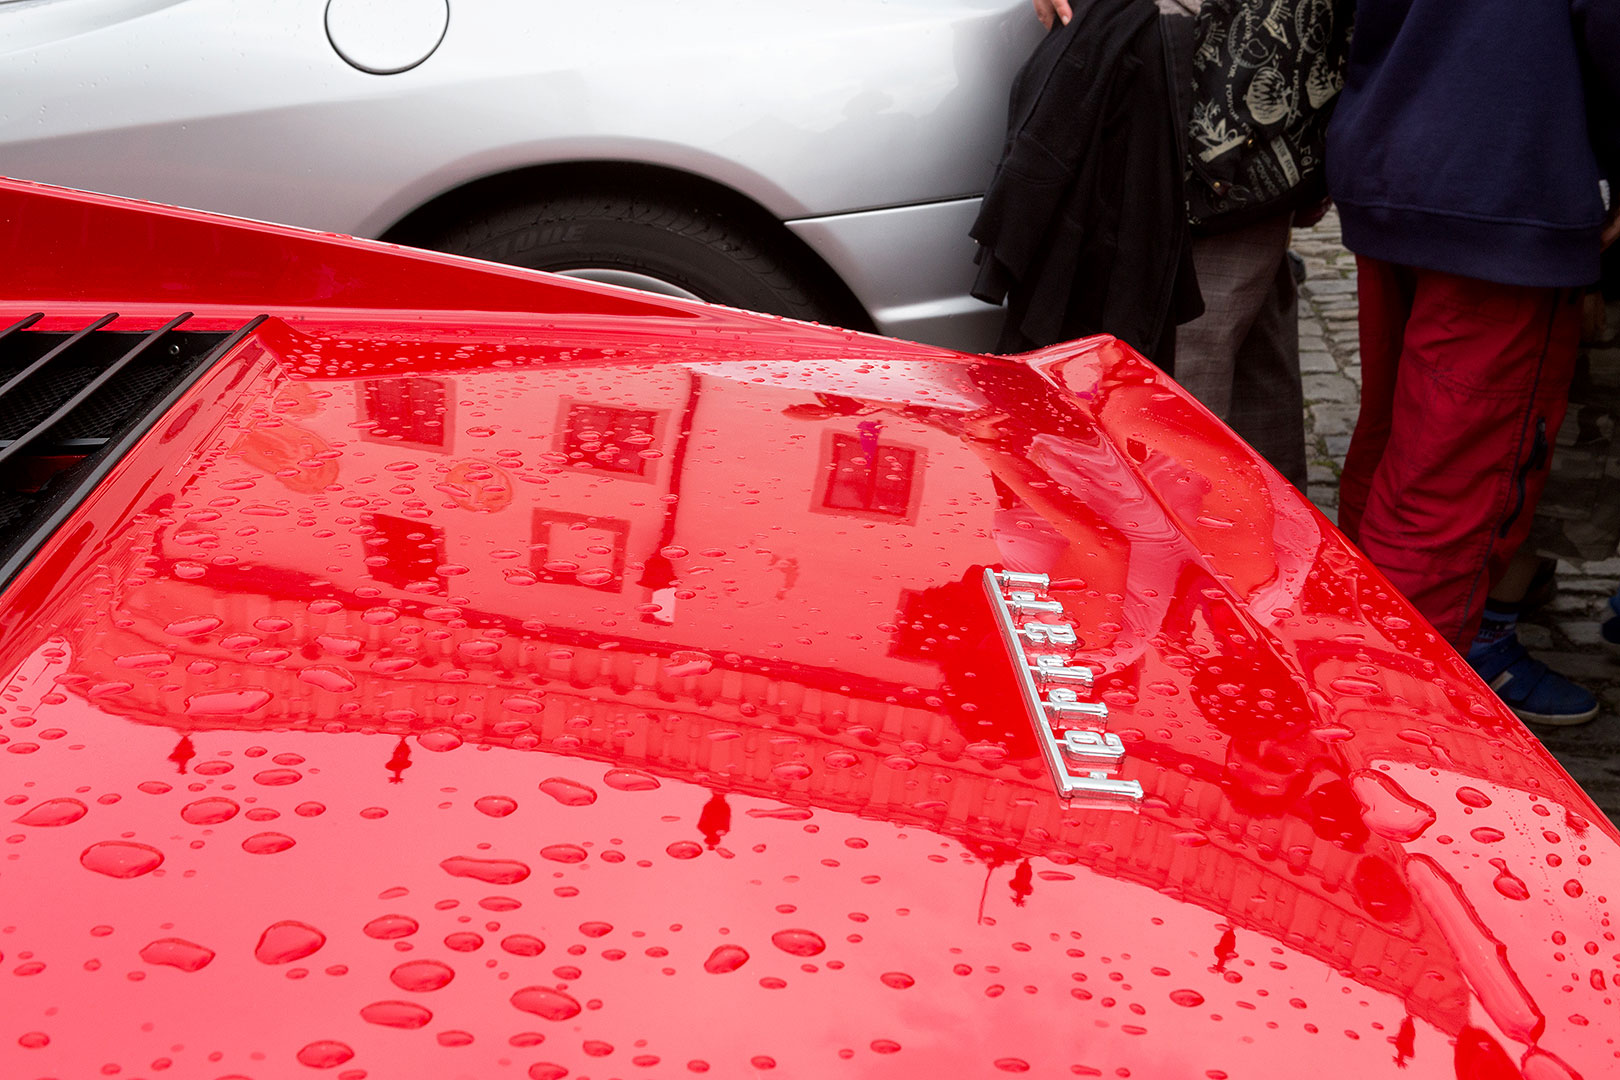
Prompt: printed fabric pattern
<box><xmin>1187</xmin><ymin>0</ymin><xmax>1352</xmax><ymax>229</ymax></box>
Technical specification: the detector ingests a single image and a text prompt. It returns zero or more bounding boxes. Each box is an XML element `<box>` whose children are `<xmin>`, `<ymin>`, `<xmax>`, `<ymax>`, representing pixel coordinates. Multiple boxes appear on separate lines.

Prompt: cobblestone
<box><xmin>1296</xmin><ymin>210</ymin><xmax>1620</xmax><ymax>819</ymax></box>
<box><xmin>1301</xmin><ymin>373</ymin><xmax>1359</xmax><ymax>404</ymax></box>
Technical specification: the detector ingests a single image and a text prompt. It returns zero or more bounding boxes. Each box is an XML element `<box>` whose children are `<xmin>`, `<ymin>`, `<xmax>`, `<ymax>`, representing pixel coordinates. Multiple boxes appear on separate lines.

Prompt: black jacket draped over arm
<box><xmin>971</xmin><ymin>0</ymin><xmax>1202</xmax><ymax>367</ymax></box>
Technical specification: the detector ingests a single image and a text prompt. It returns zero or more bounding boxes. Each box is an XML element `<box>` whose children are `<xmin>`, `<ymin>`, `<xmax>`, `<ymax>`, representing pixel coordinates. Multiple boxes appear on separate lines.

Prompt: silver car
<box><xmin>3</xmin><ymin>0</ymin><xmax>1041</xmax><ymax>350</ymax></box>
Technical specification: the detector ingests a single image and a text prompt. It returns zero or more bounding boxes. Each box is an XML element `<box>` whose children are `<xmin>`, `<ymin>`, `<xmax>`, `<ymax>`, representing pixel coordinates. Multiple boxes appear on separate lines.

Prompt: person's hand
<box><xmin>1603</xmin><ymin>202</ymin><xmax>1620</xmax><ymax>250</ymax></box>
<box><xmin>1034</xmin><ymin>0</ymin><xmax>1073</xmax><ymax>29</ymax></box>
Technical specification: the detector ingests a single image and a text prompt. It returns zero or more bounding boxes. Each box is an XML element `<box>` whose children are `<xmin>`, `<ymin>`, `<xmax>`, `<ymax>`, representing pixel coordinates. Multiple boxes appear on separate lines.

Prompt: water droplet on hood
<box><xmin>475</xmin><ymin>796</ymin><xmax>519</xmax><ymax>817</ymax></box>
<box><xmin>602</xmin><ymin>769</ymin><xmax>659</xmax><ymax>792</ymax></box>
<box><xmin>441</xmin><ymin>856</ymin><xmax>532</xmax><ymax>884</ymax></box>
<box><xmin>662</xmin><ymin>651</ymin><xmax>713</xmax><ymax>678</ymax></box>
<box><xmin>365</xmin><ymin>914</ymin><xmax>420</xmax><ymax>940</ymax></box>
<box><xmin>704</xmin><ymin>945</ymin><xmax>750</xmax><ymax>973</ymax></box>
<box><xmin>242</xmin><ymin>832</ymin><xmax>295</xmax><ymax>854</ymax></box>
<box><xmin>418</xmin><ymin>729</ymin><xmax>464</xmax><ymax>753</ymax></box>
<box><xmin>180</xmin><ymin>797</ymin><xmax>239</xmax><ymax>825</ymax></box>
<box><xmin>964</xmin><ymin>742</ymin><xmax>1010</xmax><ymax>764</ymax></box>
<box><xmin>511</xmin><ymin>985</ymin><xmax>582</xmax><ymax>1021</ymax></box>
<box><xmin>501</xmin><ymin>935</ymin><xmax>546</xmax><ymax>956</ymax></box>
<box><xmin>80</xmin><ymin>841</ymin><xmax>164</xmax><ymax>878</ymax></box>
<box><xmin>390</xmin><ymin>959</ymin><xmax>455</xmax><ymax>992</ymax></box>
<box><xmin>540</xmin><ymin>844</ymin><xmax>587</xmax><ymax>864</ymax></box>
<box><xmin>1490</xmin><ymin>859</ymin><xmax>1530</xmax><ymax>901</ymax></box>
<box><xmin>253</xmin><ymin>768</ymin><xmax>303</xmax><ymax>786</ymax></box>
<box><xmin>880</xmin><ymin>971</ymin><xmax>915</xmax><ymax>989</ymax></box>
<box><xmin>770</xmin><ymin>929</ymin><xmax>825</xmax><ymax>957</ymax></box>
<box><xmin>1350</xmin><ymin>770</ymin><xmax>1436</xmax><ymax>842</ymax></box>
<box><xmin>538</xmin><ymin>778</ymin><xmax>597</xmax><ymax>806</ymax></box>
<box><xmin>295</xmin><ymin>1040</ymin><xmax>354</xmax><ymax>1068</ymax></box>
<box><xmin>16</xmin><ymin>798</ymin><xmax>88</xmax><ymax>826</ymax></box>
<box><xmin>115</xmin><ymin>651</ymin><xmax>174</xmax><ymax>668</ymax></box>
<box><xmin>299</xmin><ymin>666</ymin><xmax>357</xmax><ymax>693</ymax></box>
<box><xmin>255</xmin><ymin>921</ymin><xmax>326</xmax><ymax>964</ymax></box>
<box><xmin>165</xmin><ymin>615</ymin><xmax>223</xmax><ymax>637</ymax></box>
<box><xmin>139</xmin><ymin>937</ymin><xmax>214</xmax><ymax>972</ymax></box>
<box><xmin>185</xmin><ymin>688</ymin><xmax>272</xmax><ymax>715</ymax></box>
<box><xmin>361</xmin><ymin>1000</ymin><xmax>432</xmax><ymax>1029</ymax></box>
<box><xmin>315</xmin><ymin>634</ymin><xmax>363</xmax><ymax>657</ymax></box>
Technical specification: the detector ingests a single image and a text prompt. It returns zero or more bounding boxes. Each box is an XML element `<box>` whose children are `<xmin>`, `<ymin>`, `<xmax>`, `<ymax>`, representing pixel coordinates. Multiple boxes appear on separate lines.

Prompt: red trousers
<box><xmin>1338</xmin><ymin>258</ymin><xmax>1581</xmax><ymax>650</ymax></box>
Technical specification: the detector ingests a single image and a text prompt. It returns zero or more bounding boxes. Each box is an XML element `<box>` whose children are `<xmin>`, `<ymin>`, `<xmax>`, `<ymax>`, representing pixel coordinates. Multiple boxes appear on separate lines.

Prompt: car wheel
<box><xmin>432</xmin><ymin>195</ymin><xmax>838</xmax><ymax>321</ymax></box>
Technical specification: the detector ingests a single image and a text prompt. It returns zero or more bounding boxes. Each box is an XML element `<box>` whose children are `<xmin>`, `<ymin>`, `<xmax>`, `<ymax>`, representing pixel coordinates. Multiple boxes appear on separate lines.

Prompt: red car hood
<box><xmin>0</xmin><ymin>180</ymin><xmax>1613</xmax><ymax>1080</ymax></box>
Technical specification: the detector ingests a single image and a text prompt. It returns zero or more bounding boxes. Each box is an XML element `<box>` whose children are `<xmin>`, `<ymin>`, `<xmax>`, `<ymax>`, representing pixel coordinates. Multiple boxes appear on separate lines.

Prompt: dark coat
<box><xmin>970</xmin><ymin>0</ymin><xmax>1202</xmax><ymax>366</ymax></box>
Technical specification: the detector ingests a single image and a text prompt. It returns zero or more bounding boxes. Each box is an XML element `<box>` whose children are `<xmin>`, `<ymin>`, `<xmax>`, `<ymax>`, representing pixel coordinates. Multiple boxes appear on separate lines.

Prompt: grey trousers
<box><xmin>1174</xmin><ymin>213</ymin><xmax>1308</xmax><ymax>491</ymax></box>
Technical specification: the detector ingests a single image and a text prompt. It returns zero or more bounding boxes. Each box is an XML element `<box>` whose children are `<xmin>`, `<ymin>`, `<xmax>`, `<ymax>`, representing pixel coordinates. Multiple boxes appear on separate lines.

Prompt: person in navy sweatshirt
<box><xmin>1327</xmin><ymin>0</ymin><xmax>1620</xmax><ymax>725</ymax></box>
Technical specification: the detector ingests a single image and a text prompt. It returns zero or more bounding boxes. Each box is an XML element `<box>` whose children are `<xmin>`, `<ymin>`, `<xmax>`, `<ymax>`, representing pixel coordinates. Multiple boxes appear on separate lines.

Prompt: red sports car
<box><xmin>0</xmin><ymin>179</ymin><xmax>1612</xmax><ymax>1079</ymax></box>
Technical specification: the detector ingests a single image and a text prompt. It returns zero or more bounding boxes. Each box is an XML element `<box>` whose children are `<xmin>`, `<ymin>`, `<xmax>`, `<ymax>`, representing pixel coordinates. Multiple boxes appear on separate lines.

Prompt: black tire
<box><xmin>430</xmin><ymin>194</ymin><xmax>838</xmax><ymax>321</ymax></box>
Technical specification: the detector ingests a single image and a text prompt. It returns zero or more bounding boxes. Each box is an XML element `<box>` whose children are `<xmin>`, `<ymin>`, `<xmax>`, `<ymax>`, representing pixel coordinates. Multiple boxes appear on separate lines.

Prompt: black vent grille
<box><xmin>0</xmin><ymin>312</ymin><xmax>265</xmax><ymax>587</ymax></box>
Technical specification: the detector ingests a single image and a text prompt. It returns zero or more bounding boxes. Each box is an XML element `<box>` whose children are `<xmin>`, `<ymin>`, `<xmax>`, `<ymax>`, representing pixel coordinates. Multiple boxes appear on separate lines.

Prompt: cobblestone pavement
<box><xmin>1294</xmin><ymin>211</ymin><xmax>1620</xmax><ymax>821</ymax></box>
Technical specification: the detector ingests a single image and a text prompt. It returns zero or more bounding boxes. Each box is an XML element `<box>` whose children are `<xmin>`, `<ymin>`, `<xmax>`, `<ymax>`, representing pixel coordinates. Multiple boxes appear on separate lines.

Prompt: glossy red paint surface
<box><xmin>2</xmin><ymin>179</ymin><xmax>1618</xmax><ymax>1080</ymax></box>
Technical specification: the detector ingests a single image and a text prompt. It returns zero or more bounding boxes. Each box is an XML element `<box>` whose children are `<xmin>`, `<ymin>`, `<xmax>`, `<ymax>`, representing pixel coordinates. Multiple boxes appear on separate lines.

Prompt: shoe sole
<box><xmin>1515</xmin><ymin>703</ymin><xmax>1600</xmax><ymax>727</ymax></box>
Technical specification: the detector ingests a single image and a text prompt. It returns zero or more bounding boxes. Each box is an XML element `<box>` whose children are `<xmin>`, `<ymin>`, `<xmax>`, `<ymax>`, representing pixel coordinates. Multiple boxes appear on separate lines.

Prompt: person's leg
<box><xmin>1337</xmin><ymin>256</ymin><xmax>1412</xmax><ymax>544</ymax></box>
<box><xmin>1353</xmin><ymin>270</ymin><xmax>1581</xmax><ymax>651</ymax></box>
<box><xmin>1227</xmin><ymin>246</ymin><xmax>1307</xmax><ymax>490</ymax></box>
<box><xmin>1468</xmin><ymin>551</ymin><xmax>1539</xmax><ymax>669</ymax></box>
<box><xmin>1175</xmin><ymin>215</ymin><xmax>1293</xmax><ymax>421</ymax></box>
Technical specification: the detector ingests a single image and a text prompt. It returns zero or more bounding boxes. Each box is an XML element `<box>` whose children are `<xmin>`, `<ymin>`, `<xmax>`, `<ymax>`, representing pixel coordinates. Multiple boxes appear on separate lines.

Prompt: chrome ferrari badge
<box><xmin>983</xmin><ymin>568</ymin><xmax>1143</xmax><ymax>803</ymax></box>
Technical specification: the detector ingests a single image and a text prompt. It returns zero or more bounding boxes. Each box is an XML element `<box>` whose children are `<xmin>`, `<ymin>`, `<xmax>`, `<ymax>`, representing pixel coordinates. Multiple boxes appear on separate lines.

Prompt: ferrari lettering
<box><xmin>982</xmin><ymin>568</ymin><xmax>1143</xmax><ymax>803</ymax></box>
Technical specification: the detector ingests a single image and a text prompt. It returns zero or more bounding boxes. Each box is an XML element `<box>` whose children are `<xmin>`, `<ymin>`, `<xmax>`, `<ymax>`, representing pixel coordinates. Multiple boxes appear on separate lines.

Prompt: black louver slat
<box><xmin>0</xmin><ymin>312</ymin><xmax>185</xmax><ymax>465</ymax></box>
<box><xmin>0</xmin><ymin>312</ymin><xmax>266</xmax><ymax>589</ymax></box>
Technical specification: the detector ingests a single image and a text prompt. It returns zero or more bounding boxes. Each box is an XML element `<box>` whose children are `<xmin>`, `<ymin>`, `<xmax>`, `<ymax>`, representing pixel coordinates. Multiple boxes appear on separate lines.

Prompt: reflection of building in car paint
<box><xmin>52</xmin><ymin>339</ymin><xmax>1580</xmax><ymax>1065</ymax></box>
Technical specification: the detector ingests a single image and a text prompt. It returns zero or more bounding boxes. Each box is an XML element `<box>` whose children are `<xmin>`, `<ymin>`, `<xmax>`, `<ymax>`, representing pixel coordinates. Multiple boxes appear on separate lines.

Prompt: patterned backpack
<box><xmin>1185</xmin><ymin>0</ymin><xmax>1353</xmax><ymax>229</ymax></box>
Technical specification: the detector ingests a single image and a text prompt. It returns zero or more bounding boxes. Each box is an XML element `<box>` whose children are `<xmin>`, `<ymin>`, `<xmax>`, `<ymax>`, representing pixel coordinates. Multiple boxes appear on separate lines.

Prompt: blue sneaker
<box><xmin>1468</xmin><ymin>633</ymin><xmax>1598</xmax><ymax>726</ymax></box>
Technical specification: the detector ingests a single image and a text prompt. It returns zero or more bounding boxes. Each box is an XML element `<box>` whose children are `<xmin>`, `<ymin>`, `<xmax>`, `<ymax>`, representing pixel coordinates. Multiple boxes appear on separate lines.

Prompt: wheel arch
<box><xmin>378</xmin><ymin>160</ymin><xmax>877</xmax><ymax>332</ymax></box>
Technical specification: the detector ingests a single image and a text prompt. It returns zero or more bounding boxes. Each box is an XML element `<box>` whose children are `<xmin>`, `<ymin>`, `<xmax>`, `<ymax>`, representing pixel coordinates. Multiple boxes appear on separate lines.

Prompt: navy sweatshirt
<box><xmin>1326</xmin><ymin>0</ymin><xmax>1620</xmax><ymax>287</ymax></box>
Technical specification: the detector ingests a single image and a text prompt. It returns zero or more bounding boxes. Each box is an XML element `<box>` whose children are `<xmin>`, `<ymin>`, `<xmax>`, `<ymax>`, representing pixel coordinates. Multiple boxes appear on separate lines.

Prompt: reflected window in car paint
<box><xmin>816</xmin><ymin>424</ymin><xmax>926</xmax><ymax>522</ymax></box>
<box><xmin>559</xmin><ymin>401</ymin><xmax>661</xmax><ymax>478</ymax></box>
<box><xmin>362</xmin><ymin>377</ymin><xmax>450</xmax><ymax>450</ymax></box>
<box><xmin>363</xmin><ymin>512</ymin><xmax>446</xmax><ymax>595</ymax></box>
<box><xmin>532</xmin><ymin>510</ymin><xmax>630</xmax><ymax>593</ymax></box>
